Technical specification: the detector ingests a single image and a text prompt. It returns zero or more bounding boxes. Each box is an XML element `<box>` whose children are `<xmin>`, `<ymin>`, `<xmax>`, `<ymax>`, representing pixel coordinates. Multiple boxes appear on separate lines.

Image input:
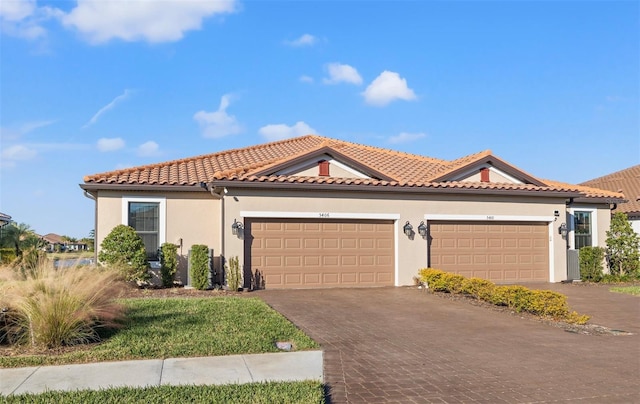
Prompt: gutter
<box><xmin>80</xmin><ymin>183</ymin><xmax>206</xmax><ymax>192</ymax></box>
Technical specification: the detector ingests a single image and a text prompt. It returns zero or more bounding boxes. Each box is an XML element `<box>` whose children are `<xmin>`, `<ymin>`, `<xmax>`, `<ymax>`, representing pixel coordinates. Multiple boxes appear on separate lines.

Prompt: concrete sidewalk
<box><xmin>0</xmin><ymin>350</ymin><xmax>323</xmax><ymax>396</ymax></box>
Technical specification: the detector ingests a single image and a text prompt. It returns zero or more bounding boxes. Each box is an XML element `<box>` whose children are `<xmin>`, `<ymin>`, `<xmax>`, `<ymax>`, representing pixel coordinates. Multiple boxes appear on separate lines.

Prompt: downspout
<box><xmin>83</xmin><ymin>190</ymin><xmax>98</xmax><ymax>265</ymax></box>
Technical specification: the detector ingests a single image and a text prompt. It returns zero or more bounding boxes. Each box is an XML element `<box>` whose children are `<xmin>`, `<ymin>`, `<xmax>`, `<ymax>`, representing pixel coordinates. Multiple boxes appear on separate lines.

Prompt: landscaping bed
<box><xmin>0</xmin><ymin>297</ymin><xmax>319</xmax><ymax>368</ymax></box>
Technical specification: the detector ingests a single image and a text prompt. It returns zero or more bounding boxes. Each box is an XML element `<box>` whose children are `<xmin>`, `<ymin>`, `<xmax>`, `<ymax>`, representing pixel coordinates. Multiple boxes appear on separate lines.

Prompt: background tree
<box><xmin>605</xmin><ymin>212</ymin><xmax>640</xmax><ymax>277</ymax></box>
<box><xmin>98</xmin><ymin>225</ymin><xmax>149</xmax><ymax>283</ymax></box>
<box><xmin>1</xmin><ymin>223</ymin><xmax>38</xmax><ymax>257</ymax></box>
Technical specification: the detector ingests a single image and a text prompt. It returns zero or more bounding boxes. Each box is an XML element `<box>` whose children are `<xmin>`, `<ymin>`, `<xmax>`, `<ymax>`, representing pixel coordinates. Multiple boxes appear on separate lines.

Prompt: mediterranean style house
<box><xmin>80</xmin><ymin>135</ymin><xmax>623</xmax><ymax>289</ymax></box>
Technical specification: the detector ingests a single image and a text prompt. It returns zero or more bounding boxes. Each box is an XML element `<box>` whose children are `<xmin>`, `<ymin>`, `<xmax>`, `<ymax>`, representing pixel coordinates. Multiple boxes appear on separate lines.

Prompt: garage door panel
<box><xmin>429</xmin><ymin>221</ymin><xmax>548</xmax><ymax>283</ymax></box>
<box><xmin>248</xmin><ymin>219</ymin><xmax>394</xmax><ymax>289</ymax></box>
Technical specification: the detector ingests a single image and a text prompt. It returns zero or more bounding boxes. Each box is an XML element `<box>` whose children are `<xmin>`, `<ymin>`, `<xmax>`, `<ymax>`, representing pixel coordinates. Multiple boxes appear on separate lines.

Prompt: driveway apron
<box><xmin>258</xmin><ymin>287</ymin><xmax>640</xmax><ymax>404</ymax></box>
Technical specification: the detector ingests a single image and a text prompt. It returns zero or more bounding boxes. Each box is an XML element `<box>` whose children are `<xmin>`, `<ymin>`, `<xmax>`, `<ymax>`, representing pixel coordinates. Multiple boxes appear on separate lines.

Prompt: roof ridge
<box><xmin>321</xmin><ymin>136</ymin><xmax>447</xmax><ymax>163</ymax></box>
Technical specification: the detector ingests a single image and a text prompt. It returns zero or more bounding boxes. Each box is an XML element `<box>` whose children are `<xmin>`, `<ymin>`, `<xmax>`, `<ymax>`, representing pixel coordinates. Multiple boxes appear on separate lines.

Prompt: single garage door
<box><xmin>245</xmin><ymin>218</ymin><xmax>395</xmax><ymax>289</ymax></box>
<box><xmin>429</xmin><ymin>221</ymin><xmax>549</xmax><ymax>283</ymax></box>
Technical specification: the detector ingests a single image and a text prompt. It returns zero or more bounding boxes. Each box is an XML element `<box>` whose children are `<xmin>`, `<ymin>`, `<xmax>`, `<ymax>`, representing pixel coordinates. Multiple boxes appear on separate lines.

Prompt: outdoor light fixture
<box><xmin>559</xmin><ymin>222</ymin><xmax>567</xmax><ymax>238</ymax></box>
<box><xmin>403</xmin><ymin>221</ymin><xmax>413</xmax><ymax>237</ymax></box>
<box><xmin>417</xmin><ymin>221</ymin><xmax>427</xmax><ymax>238</ymax></box>
<box><xmin>231</xmin><ymin>219</ymin><xmax>243</xmax><ymax>236</ymax></box>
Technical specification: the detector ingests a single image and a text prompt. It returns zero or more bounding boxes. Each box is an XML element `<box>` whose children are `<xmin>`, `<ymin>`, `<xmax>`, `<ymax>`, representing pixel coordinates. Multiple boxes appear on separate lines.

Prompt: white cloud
<box><xmin>194</xmin><ymin>94</ymin><xmax>243</xmax><ymax>139</ymax></box>
<box><xmin>285</xmin><ymin>33</ymin><xmax>317</xmax><ymax>47</ymax></box>
<box><xmin>83</xmin><ymin>89</ymin><xmax>132</xmax><ymax>129</ymax></box>
<box><xmin>1</xmin><ymin>144</ymin><xmax>37</xmax><ymax>161</ymax></box>
<box><xmin>323</xmin><ymin>63</ymin><xmax>362</xmax><ymax>85</ymax></box>
<box><xmin>299</xmin><ymin>75</ymin><xmax>314</xmax><ymax>83</ymax></box>
<box><xmin>97</xmin><ymin>137</ymin><xmax>125</xmax><ymax>152</ymax></box>
<box><xmin>62</xmin><ymin>0</ymin><xmax>237</xmax><ymax>44</ymax></box>
<box><xmin>0</xmin><ymin>1</ymin><xmax>61</xmax><ymax>40</ymax></box>
<box><xmin>137</xmin><ymin>141</ymin><xmax>160</xmax><ymax>157</ymax></box>
<box><xmin>388</xmin><ymin>132</ymin><xmax>426</xmax><ymax>144</ymax></box>
<box><xmin>362</xmin><ymin>71</ymin><xmax>417</xmax><ymax>106</ymax></box>
<box><xmin>0</xmin><ymin>0</ymin><xmax>36</xmax><ymax>21</ymax></box>
<box><xmin>258</xmin><ymin>121</ymin><xmax>317</xmax><ymax>142</ymax></box>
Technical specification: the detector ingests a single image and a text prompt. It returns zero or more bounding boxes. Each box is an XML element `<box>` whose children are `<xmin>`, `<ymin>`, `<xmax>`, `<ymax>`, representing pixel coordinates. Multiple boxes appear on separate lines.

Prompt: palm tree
<box><xmin>3</xmin><ymin>223</ymin><xmax>35</xmax><ymax>257</ymax></box>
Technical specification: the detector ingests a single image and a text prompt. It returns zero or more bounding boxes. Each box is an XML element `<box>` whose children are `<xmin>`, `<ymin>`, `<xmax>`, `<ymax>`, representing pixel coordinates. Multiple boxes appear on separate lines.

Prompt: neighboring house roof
<box><xmin>0</xmin><ymin>212</ymin><xmax>11</xmax><ymax>226</ymax></box>
<box><xmin>579</xmin><ymin>165</ymin><xmax>640</xmax><ymax>215</ymax></box>
<box><xmin>41</xmin><ymin>233</ymin><xmax>65</xmax><ymax>244</ymax></box>
<box><xmin>81</xmin><ymin>135</ymin><xmax>624</xmax><ymax>201</ymax></box>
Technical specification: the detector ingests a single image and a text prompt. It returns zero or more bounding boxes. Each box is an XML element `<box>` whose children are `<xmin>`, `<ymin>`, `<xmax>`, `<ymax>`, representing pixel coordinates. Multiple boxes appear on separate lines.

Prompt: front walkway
<box><xmin>0</xmin><ymin>351</ymin><xmax>323</xmax><ymax>396</ymax></box>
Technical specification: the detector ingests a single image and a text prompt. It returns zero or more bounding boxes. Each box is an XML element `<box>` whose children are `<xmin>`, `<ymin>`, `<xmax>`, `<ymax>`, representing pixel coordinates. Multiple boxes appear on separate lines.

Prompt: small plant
<box><xmin>98</xmin><ymin>225</ymin><xmax>149</xmax><ymax>283</ymax></box>
<box><xmin>159</xmin><ymin>243</ymin><xmax>178</xmax><ymax>288</ymax></box>
<box><xmin>579</xmin><ymin>246</ymin><xmax>605</xmax><ymax>282</ymax></box>
<box><xmin>0</xmin><ymin>260</ymin><xmax>125</xmax><ymax>348</ymax></box>
<box><xmin>226</xmin><ymin>256</ymin><xmax>242</xmax><ymax>291</ymax></box>
<box><xmin>189</xmin><ymin>245</ymin><xmax>210</xmax><ymax>290</ymax></box>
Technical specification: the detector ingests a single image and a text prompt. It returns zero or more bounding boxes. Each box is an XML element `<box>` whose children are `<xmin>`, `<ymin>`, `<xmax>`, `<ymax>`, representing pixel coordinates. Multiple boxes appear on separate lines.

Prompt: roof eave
<box><xmin>209</xmin><ymin>179</ymin><xmax>583</xmax><ymax>198</ymax></box>
<box><xmin>80</xmin><ymin>183</ymin><xmax>205</xmax><ymax>192</ymax></box>
<box><xmin>571</xmin><ymin>196</ymin><xmax>626</xmax><ymax>204</ymax></box>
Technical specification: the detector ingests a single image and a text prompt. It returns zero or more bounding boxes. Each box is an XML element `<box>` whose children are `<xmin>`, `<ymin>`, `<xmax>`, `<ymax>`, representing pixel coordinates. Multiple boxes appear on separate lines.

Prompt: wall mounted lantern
<box><xmin>403</xmin><ymin>221</ymin><xmax>413</xmax><ymax>237</ymax></box>
<box><xmin>558</xmin><ymin>222</ymin><xmax>567</xmax><ymax>239</ymax></box>
<box><xmin>231</xmin><ymin>219</ymin><xmax>243</xmax><ymax>236</ymax></box>
<box><xmin>417</xmin><ymin>221</ymin><xmax>427</xmax><ymax>238</ymax></box>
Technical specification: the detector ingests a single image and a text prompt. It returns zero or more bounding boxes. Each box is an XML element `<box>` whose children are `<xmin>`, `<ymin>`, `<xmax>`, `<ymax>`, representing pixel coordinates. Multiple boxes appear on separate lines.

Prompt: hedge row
<box><xmin>418</xmin><ymin>268</ymin><xmax>590</xmax><ymax>324</ymax></box>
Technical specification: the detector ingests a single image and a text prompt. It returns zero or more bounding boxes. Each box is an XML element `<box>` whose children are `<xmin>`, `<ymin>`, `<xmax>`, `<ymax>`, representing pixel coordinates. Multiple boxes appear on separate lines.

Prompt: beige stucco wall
<box><xmin>92</xmin><ymin>187</ymin><xmax>614</xmax><ymax>287</ymax></box>
<box><xmin>221</xmin><ymin>188</ymin><xmax>573</xmax><ymax>285</ymax></box>
<box><xmin>95</xmin><ymin>190</ymin><xmax>221</xmax><ymax>283</ymax></box>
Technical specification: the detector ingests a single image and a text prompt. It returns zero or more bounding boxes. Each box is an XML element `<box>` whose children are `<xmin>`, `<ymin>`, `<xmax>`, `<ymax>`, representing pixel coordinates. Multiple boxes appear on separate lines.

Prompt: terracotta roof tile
<box><xmin>579</xmin><ymin>165</ymin><xmax>640</xmax><ymax>214</ymax></box>
<box><xmin>82</xmin><ymin>135</ymin><xmax>619</xmax><ymax>199</ymax></box>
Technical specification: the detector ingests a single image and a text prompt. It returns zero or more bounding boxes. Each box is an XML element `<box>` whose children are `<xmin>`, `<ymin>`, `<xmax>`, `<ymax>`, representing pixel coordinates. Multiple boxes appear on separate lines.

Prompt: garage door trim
<box><xmin>424</xmin><ymin>214</ymin><xmax>554</xmax><ymax>282</ymax></box>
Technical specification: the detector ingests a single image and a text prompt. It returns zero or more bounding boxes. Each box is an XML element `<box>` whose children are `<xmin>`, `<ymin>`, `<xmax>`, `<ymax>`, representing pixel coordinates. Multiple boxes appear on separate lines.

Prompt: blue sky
<box><xmin>1</xmin><ymin>0</ymin><xmax>638</xmax><ymax>238</ymax></box>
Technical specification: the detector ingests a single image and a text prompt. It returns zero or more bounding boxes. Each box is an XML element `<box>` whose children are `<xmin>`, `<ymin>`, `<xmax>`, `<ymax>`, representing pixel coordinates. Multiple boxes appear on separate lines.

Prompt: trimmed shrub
<box><xmin>579</xmin><ymin>246</ymin><xmax>605</xmax><ymax>282</ymax></box>
<box><xmin>416</xmin><ymin>268</ymin><xmax>589</xmax><ymax>324</ymax></box>
<box><xmin>189</xmin><ymin>245</ymin><xmax>210</xmax><ymax>290</ymax></box>
<box><xmin>0</xmin><ymin>260</ymin><xmax>125</xmax><ymax>348</ymax></box>
<box><xmin>98</xmin><ymin>225</ymin><xmax>149</xmax><ymax>283</ymax></box>
<box><xmin>226</xmin><ymin>256</ymin><xmax>242</xmax><ymax>291</ymax></box>
<box><xmin>159</xmin><ymin>243</ymin><xmax>178</xmax><ymax>288</ymax></box>
<box><xmin>460</xmin><ymin>277</ymin><xmax>495</xmax><ymax>300</ymax></box>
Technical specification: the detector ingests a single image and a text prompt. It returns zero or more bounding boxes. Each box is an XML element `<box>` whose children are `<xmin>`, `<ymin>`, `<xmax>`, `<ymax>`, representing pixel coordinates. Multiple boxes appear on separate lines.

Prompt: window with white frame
<box><xmin>122</xmin><ymin>197</ymin><xmax>166</xmax><ymax>261</ymax></box>
<box><xmin>573</xmin><ymin>211</ymin><xmax>592</xmax><ymax>249</ymax></box>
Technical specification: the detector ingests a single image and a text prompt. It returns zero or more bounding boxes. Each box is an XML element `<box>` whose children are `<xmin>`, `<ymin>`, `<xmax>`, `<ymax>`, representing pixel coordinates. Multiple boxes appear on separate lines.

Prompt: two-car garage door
<box><xmin>429</xmin><ymin>221</ymin><xmax>549</xmax><ymax>283</ymax></box>
<box><xmin>245</xmin><ymin>219</ymin><xmax>395</xmax><ymax>289</ymax></box>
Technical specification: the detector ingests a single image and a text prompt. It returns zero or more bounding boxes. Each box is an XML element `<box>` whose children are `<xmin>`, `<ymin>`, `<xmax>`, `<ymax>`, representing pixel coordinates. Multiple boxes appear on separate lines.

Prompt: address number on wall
<box><xmin>486</xmin><ymin>215</ymin><xmax>495</xmax><ymax>220</ymax></box>
<box><xmin>319</xmin><ymin>213</ymin><xmax>330</xmax><ymax>218</ymax></box>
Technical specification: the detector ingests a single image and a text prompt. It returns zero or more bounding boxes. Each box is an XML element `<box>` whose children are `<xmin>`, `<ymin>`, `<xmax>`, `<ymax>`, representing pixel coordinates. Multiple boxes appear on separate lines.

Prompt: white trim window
<box><xmin>122</xmin><ymin>197</ymin><xmax>166</xmax><ymax>261</ymax></box>
<box><xmin>568</xmin><ymin>208</ymin><xmax>598</xmax><ymax>249</ymax></box>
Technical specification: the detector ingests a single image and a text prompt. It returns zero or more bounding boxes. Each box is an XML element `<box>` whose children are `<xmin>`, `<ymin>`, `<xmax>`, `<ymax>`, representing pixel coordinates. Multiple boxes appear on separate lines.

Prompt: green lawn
<box><xmin>0</xmin><ymin>297</ymin><xmax>319</xmax><ymax>368</ymax></box>
<box><xmin>4</xmin><ymin>381</ymin><xmax>325</xmax><ymax>403</ymax></box>
<box><xmin>610</xmin><ymin>286</ymin><xmax>640</xmax><ymax>296</ymax></box>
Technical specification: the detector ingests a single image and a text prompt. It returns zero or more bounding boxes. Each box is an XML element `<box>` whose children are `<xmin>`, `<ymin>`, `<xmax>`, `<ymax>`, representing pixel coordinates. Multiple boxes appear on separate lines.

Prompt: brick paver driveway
<box><xmin>257</xmin><ymin>285</ymin><xmax>639</xmax><ymax>403</ymax></box>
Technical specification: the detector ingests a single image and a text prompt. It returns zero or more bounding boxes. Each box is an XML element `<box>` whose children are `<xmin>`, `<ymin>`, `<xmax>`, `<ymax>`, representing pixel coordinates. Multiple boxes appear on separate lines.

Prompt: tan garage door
<box><xmin>245</xmin><ymin>219</ymin><xmax>395</xmax><ymax>289</ymax></box>
<box><xmin>429</xmin><ymin>221</ymin><xmax>549</xmax><ymax>283</ymax></box>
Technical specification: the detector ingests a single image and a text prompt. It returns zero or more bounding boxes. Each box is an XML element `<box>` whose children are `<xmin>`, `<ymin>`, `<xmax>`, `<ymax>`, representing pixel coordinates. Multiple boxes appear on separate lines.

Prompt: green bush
<box><xmin>417</xmin><ymin>268</ymin><xmax>589</xmax><ymax>324</ymax></box>
<box><xmin>0</xmin><ymin>248</ymin><xmax>16</xmax><ymax>264</ymax></box>
<box><xmin>98</xmin><ymin>225</ymin><xmax>149</xmax><ymax>283</ymax></box>
<box><xmin>579</xmin><ymin>246</ymin><xmax>605</xmax><ymax>282</ymax></box>
<box><xmin>226</xmin><ymin>256</ymin><xmax>242</xmax><ymax>291</ymax></box>
<box><xmin>606</xmin><ymin>212</ymin><xmax>640</xmax><ymax>277</ymax></box>
<box><xmin>189</xmin><ymin>245</ymin><xmax>210</xmax><ymax>290</ymax></box>
<box><xmin>159</xmin><ymin>243</ymin><xmax>178</xmax><ymax>288</ymax></box>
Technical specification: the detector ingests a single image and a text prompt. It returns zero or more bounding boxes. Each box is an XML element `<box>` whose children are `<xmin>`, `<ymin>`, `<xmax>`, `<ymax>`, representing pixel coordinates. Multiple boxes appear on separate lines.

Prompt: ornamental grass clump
<box><xmin>0</xmin><ymin>256</ymin><xmax>126</xmax><ymax>348</ymax></box>
<box><xmin>418</xmin><ymin>268</ymin><xmax>589</xmax><ymax>325</ymax></box>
